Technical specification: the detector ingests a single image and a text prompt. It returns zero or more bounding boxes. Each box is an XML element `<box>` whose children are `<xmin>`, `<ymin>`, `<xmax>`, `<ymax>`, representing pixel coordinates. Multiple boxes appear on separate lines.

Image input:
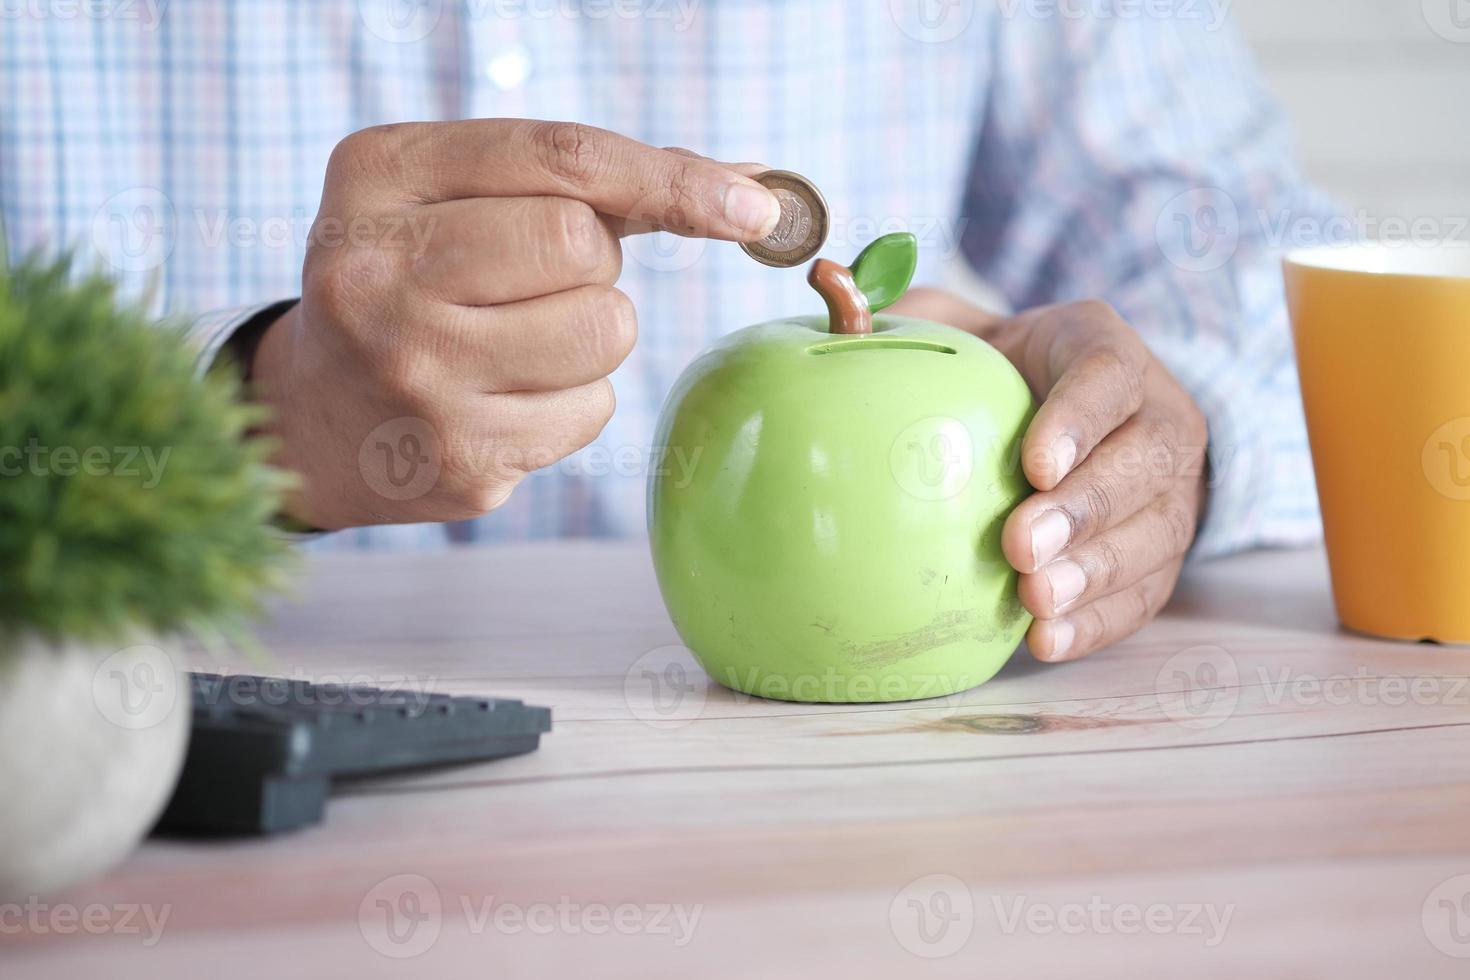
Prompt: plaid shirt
<box><xmin>0</xmin><ymin>0</ymin><xmax>1331</xmax><ymax>554</ymax></box>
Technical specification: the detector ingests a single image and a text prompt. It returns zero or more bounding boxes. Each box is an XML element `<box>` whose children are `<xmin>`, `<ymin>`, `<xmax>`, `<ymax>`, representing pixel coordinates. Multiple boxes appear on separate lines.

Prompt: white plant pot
<box><xmin>0</xmin><ymin>635</ymin><xmax>191</xmax><ymax>901</ymax></box>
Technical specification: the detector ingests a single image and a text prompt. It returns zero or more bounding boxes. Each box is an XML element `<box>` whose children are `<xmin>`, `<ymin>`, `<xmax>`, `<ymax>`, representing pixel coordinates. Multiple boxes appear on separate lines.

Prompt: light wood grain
<box><xmin>4</xmin><ymin>544</ymin><xmax>1469</xmax><ymax>978</ymax></box>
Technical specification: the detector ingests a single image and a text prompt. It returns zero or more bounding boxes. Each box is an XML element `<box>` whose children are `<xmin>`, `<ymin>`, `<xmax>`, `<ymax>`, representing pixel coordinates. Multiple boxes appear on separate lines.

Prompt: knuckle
<box><xmin>1089</xmin><ymin>536</ymin><xmax>1129</xmax><ymax>591</ymax></box>
<box><xmin>495</xmin><ymin>439</ymin><xmax>552</xmax><ymax>476</ymax></box>
<box><xmin>1079</xmin><ymin>478</ymin><xmax>1118</xmax><ymax>531</ymax></box>
<box><xmin>1088</xmin><ymin>346</ymin><xmax>1146</xmax><ymax>405</ymax></box>
<box><xmin>1141</xmin><ymin>415</ymin><xmax>1180</xmax><ymax>456</ymax></box>
<box><xmin>446</xmin><ymin>468</ymin><xmax>519</xmax><ymax>518</ymax></box>
<box><xmin>325</xmin><ymin>130</ymin><xmax>371</xmax><ymax>179</ymax></box>
<box><xmin>304</xmin><ymin>253</ymin><xmax>375</xmax><ymax>324</ymax></box>
<box><xmin>1074</xmin><ymin>298</ymin><xmax>1121</xmax><ymax>324</ymax></box>
<box><xmin>361</xmin><ymin>325</ymin><xmax>439</xmax><ymax>406</ymax></box>
<box><xmin>377</xmin><ymin>355</ymin><xmax>438</xmax><ymax>411</ymax></box>
<box><xmin>1076</xmin><ymin>601</ymin><xmax>1112</xmax><ymax>648</ymax></box>
<box><xmin>439</xmin><ymin>436</ymin><xmax>515</xmax><ymax>507</ymax></box>
<box><xmin>328</xmin><ymin>124</ymin><xmax>411</xmax><ymax>187</ymax></box>
<box><xmin>466</xmin><ymin>479</ymin><xmax>518</xmax><ymax>516</ymax></box>
<box><xmin>1125</xmin><ymin>583</ymin><xmax>1155</xmax><ymax>626</ymax></box>
<box><xmin>586</xmin><ymin>377</ymin><xmax>617</xmax><ymax>430</ymax></box>
<box><xmin>661</xmin><ymin>159</ymin><xmax>704</xmax><ymax>231</ymax></box>
<box><xmin>566</xmin><ymin>381</ymin><xmax>618</xmax><ymax>453</ymax></box>
<box><xmin>496</xmin><ymin>381</ymin><xmax>616</xmax><ymax>477</ymax></box>
<box><xmin>549</xmin><ymin>197</ymin><xmax>599</xmax><ymax>252</ymax></box>
<box><xmin>601</xmin><ymin>288</ymin><xmax>639</xmax><ymax>368</ymax></box>
<box><xmin>576</xmin><ymin>286</ymin><xmax>639</xmax><ymax>375</ymax></box>
<box><xmin>1056</xmin><ymin>300</ymin><xmax>1123</xmax><ymax>346</ymax></box>
<box><xmin>437</xmin><ymin>446</ymin><xmax>483</xmax><ymax>498</ymax></box>
<box><xmin>1075</xmin><ymin>300</ymin><xmax>1143</xmax><ymax>356</ymax></box>
<box><xmin>550</xmin><ymin>200</ymin><xmax>617</xmax><ymax>281</ymax></box>
<box><xmin>1160</xmin><ymin>499</ymin><xmax>1197</xmax><ymax>555</ymax></box>
<box><xmin>534</xmin><ymin>121</ymin><xmax>607</xmax><ymax>187</ymax></box>
<box><xmin>1138</xmin><ymin>415</ymin><xmax>1183</xmax><ymax>482</ymax></box>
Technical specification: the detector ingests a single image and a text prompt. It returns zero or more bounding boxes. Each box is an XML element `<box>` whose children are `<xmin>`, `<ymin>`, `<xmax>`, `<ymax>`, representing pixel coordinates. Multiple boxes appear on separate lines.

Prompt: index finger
<box><xmin>339</xmin><ymin>119</ymin><xmax>782</xmax><ymax>242</ymax></box>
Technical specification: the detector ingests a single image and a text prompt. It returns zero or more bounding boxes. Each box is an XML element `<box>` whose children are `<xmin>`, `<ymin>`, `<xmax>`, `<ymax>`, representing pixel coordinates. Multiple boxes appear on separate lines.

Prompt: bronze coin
<box><xmin>740</xmin><ymin>170</ymin><xmax>830</xmax><ymax>268</ymax></box>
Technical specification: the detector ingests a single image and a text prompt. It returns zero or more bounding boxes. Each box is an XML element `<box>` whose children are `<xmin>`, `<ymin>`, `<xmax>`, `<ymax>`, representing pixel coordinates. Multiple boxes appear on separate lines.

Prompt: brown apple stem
<box><xmin>808</xmin><ymin>259</ymin><xmax>872</xmax><ymax>336</ymax></box>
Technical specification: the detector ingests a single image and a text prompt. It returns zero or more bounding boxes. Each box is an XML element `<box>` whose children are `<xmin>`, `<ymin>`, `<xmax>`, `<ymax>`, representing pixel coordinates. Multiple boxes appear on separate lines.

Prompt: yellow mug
<box><xmin>1285</xmin><ymin>244</ymin><xmax>1470</xmax><ymax>643</ymax></box>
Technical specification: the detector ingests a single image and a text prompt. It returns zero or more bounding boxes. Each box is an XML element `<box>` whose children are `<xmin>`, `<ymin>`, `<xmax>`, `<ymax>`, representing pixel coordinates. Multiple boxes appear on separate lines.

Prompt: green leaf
<box><xmin>849</xmin><ymin>232</ymin><xmax>918</xmax><ymax>313</ymax></box>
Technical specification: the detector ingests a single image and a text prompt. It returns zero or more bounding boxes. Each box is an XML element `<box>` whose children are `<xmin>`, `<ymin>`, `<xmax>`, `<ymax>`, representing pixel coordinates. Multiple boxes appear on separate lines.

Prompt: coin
<box><xmin>740</xmin><ymin>170</ymin><xmax>829</xmax><ymax>268</ymax></box>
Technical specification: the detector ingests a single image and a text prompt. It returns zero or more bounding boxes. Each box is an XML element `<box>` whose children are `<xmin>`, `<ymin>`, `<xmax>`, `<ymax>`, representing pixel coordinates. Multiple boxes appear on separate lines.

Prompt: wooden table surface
<box><xmin>6</xmin><ymin>543</ymin><xmax>1470</xmax><ymax>978</ymax></box>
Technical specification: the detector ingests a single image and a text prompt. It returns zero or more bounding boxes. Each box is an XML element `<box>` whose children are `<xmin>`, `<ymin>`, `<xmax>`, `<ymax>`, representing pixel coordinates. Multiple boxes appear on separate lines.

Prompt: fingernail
<box><xmin>1043</xmin><ymin>559</ymin><xmax>1086</xmax><ymax>612</ymax></box>
<box><xmin>1044</xmin><ymin>620</ymin><xmax>1076</xmax><ymax>661</ymax></box>
<box><xmin>724</xmin><ymin>182</ymin><xmax>781</xmax><ymax>238</ymax></box>
<box><xmin>1052</xmin><ymin>435</ymin><xmax>1078</xmax><ymax>481</ymax></box>
<box><xmin>1030</xmin><ymin>509</ymin><xmax>1071</xmax><ymax>568</ymax></box>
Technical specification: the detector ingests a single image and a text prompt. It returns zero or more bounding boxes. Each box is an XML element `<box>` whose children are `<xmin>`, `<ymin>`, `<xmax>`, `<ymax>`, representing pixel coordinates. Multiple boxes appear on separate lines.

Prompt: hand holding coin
<box><xmin>740</xmin><ymin>170</ymin><xmax>831</xmax><ymax>268</ymax></box>
<box><xmin>246</xmin><ymin>120</ymin><xmax>784</xmax><ymax>530</ymax></box>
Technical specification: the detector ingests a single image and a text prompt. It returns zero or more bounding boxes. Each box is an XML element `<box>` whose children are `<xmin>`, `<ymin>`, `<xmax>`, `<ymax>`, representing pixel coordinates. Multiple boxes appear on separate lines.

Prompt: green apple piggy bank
<box><xmin>649</xmin><ymin>233</ymin><xmax>1035</xmax><ymax>703</ymax></box>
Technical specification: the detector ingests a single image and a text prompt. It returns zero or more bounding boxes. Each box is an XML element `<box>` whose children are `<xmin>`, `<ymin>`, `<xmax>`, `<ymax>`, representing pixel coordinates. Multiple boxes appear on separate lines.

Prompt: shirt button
<box><xmin>485</xmin><ymin>43</ymin><xmax>532</xmax><ymax>90</ymax></box>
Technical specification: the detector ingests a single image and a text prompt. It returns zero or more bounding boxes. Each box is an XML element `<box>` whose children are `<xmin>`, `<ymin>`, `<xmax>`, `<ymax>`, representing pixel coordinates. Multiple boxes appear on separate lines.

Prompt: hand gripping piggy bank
<box><xmin>649</xmin><ymin>234</ymin><xmax>1035</xmax><ymax>703</ymax></box>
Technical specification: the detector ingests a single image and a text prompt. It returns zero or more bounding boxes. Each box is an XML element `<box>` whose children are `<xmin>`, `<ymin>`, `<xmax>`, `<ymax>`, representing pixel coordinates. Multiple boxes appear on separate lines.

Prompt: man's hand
<box><xmin>889</xmin><ymin>289</ymin><xmax>1210</xmax><ymax>662</ymax></box>
<box><xmin>250</xmin><ymin>120</ymin><xmax>781</xmax><ymax>529</ymax></box>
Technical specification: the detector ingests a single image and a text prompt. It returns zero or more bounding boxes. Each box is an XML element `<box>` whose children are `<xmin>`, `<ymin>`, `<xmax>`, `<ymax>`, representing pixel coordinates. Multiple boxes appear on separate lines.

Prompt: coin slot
<box><xmin>807</xmin><ymin>338</ymin><xmax>957</xmax><ymax>356</ymax></box>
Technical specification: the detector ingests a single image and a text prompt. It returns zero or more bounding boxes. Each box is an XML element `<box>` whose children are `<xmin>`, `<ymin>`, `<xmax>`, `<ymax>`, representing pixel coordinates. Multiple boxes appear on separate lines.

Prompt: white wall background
<box><xmin>1232</xmin><ymin>0</ymin><xmax>1470</xmax><ymax>229</ymax></box>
